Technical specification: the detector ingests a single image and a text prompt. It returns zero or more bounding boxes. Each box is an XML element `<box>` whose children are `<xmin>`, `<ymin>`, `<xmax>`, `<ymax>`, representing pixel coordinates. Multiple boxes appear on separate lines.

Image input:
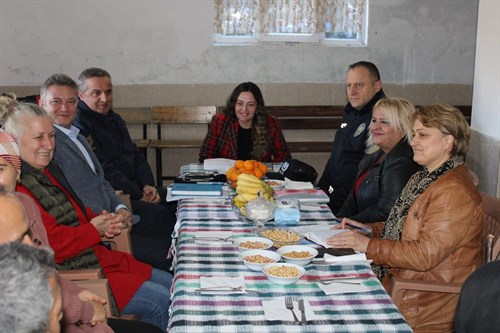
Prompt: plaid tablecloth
<box><xmin>168</xmin><ymin>198</ymin><xmax>412</xmax><ymax>333</ymax></box>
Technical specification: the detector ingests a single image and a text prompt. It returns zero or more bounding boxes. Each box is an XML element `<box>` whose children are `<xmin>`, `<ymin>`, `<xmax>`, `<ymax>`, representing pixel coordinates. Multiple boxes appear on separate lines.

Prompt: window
<box><xmin>214</xmin><ymin>0</ymin><xmax>368</xmax><ymax>46</ymax></box>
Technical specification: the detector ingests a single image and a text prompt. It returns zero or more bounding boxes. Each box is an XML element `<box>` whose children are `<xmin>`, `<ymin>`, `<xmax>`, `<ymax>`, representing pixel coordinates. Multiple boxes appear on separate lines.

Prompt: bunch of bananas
<box><xmin>232</xmin><ymin>174</ymin><xmax>274</xmax><ymax>216</ymax></box>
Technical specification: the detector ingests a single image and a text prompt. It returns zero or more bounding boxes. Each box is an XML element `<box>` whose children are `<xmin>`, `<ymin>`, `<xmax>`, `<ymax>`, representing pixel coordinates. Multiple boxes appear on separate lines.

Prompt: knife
<box><xmin>298</xmin><ymin>299</ymin><xmax>306</xmax><ymax>325</ymax></box>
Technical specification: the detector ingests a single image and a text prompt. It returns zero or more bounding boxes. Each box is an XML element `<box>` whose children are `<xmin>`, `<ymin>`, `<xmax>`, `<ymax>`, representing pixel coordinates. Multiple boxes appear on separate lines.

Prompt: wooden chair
<box><xmin>59</xmin><ymin>191</ymin><xmax>139</xmax><ymax>320</ymax></box>
<box><xmin>388</xmin><ymin>192</ymin><xmax>500</xmax><ymax>307</ymax></box>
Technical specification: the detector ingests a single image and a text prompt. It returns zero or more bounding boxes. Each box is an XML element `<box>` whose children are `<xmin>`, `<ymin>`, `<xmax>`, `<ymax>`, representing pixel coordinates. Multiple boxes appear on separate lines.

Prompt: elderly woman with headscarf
<box><xmin>0</xmin><ymin>98</ymin><xmax>171</xmax><ymax>331</ymax></box>
<box><xmin>0</xmin><ymin>127</ymin><xmax>163</xmax><ymax>333</ymax></box>
<box><xmin>327</xmin><ymin>104</ymin><xmax>483</xmax><ymax>332</ymax></box>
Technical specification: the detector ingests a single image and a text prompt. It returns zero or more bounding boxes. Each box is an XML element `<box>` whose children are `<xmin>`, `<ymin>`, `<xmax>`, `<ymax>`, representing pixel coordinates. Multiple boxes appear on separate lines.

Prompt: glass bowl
<box><xmin>258</xmin><ymin>228</ymin><xmax>301</xmax><ymax>248</ymax></box>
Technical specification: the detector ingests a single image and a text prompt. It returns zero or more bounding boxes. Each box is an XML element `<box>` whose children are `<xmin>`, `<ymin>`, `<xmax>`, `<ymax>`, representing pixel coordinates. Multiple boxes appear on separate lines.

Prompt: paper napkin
<box><xmin>284</xmin><ymin>178</ymin><xmax>314</xmax><ymax>190</ymax></box>
<box><xmin>323</xmin><ymin>253</ymin><xmax>372</xmax><ymax>266</ymax></box>
<box><xmin>199</xmin><ymin>275</ymin><xmax>246</xmax><ymax>295</ymax></box>
<box><xmin>192</xmin><ymin>231</ymin><xmax>233</xmax><ymax>244</ymax></box>
<box><xmin>262</xmin><ymin>297</ymin><xmax>319</xmax><ymax>321</ymax></box>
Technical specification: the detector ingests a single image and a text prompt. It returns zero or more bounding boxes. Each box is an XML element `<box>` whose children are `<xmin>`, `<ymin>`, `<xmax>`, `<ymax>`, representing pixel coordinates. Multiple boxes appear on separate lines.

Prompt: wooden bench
<box><xmin>149</xmin><ymin>106</ymin><xmax>217</xmax><ymax>186</ymax></box>
<box><xmin>146</xmin><ymin>104</ymin><xmax>472</xmax><ymax>186</ymax></box>
<box><xmin>114</xmin><ymin>107</ymin><xmax>151</xmax><ymax>156</ymax></box>
<box><xmin>265</xmin><ymin>105</ymin><xmax>345</xmax><ymax>153</ymax></box>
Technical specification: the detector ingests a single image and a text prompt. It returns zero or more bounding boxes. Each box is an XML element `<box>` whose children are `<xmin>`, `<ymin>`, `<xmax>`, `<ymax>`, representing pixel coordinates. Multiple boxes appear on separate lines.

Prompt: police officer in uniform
<box><xmin>317</xmin><ymin>61</ymin><xmax>385</xmax><ymax>214</ymax></box>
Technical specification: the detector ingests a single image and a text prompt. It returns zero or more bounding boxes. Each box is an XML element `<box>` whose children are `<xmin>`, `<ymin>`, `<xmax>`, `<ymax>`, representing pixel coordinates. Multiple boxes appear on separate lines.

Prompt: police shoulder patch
<box><xmin>353</xmin><ymin>123</ymin><xmax>366</xmax><ymax>137</ymax></box>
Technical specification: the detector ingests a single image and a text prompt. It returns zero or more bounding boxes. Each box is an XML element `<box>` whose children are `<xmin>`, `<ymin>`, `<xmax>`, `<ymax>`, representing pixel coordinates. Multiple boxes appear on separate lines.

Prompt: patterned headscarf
<box><xmin>0</xmin><ymin>130</ymin><xmax>21</xmax><ymax>171</ymax></box>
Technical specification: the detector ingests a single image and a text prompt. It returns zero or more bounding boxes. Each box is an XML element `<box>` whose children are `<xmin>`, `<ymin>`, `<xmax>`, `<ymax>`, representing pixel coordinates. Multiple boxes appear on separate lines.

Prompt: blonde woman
<box><xmin>338</xmin><ymin>97</ymin><xmax>421</xmax><ymax>223</ymax></box>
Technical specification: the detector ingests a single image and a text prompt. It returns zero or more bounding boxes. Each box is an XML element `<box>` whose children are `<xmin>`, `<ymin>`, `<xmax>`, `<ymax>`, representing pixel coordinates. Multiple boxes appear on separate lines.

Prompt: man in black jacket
<box><xmin>317</xmin><ymin>61</ymin><xmax>385</xmax><ymax>214</ymax></box>
<box><xmin>73</xmin><ymin>68</ymin><xmax>177</xmax><ymax>262</ymax></box>
<box><xmin>39</xmin><ymin>73</ymin><xmax>174</xmax><ymax>271</ymax></box>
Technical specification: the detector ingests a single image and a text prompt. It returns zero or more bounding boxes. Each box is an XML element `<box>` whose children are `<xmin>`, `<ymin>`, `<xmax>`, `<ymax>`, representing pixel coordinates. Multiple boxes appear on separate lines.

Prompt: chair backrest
<box><xmin>152</xmin><ymin>106</ymin><xmax>216</xmax><ymax>125</ymax></box>
<box><xmin>481</xmin><ymin>192</ymin><xmax>500</xmax><ymax>262</ymax></box>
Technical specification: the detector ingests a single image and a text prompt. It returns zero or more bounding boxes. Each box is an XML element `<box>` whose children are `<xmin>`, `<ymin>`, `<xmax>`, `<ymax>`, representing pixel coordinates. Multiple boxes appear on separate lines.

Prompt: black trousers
<box><xmin>130</xmin><ymin>195</ymin><xmax>176</xmax><ymax>272</ymax></box>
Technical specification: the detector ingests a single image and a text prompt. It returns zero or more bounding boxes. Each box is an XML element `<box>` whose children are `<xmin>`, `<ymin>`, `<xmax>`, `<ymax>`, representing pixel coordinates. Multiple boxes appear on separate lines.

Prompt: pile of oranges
<box><xmin>226</xmin><ymin>160</ymin><xmax>268</xmax><ymax>187</ymax></box>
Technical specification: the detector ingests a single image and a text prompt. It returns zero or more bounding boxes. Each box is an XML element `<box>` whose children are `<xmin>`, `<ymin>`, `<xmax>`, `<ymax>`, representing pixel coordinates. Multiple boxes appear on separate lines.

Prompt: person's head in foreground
<box><xmin>0</xmin><ymin>241</ymin><xmax>62</xmax><ymax>333</ymax></box>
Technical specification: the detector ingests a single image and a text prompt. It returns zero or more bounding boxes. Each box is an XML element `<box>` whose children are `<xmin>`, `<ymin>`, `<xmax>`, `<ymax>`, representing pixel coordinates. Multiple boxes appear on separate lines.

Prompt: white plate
<box><xmin>265</xmin><ymin>179</ymin><xmax>285</xmax><ymax>190</ymax></box>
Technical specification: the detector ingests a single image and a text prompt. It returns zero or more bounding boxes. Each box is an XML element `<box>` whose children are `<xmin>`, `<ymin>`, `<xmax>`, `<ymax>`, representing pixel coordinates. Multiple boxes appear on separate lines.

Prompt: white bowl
<box><xmin>261</xmin><ymin>262</ymin><xmax>306</xmax><ymax>285</ymax></box>
<box><xmin>240</xmin><ymin>249</ymin><xmax>281</xmax><ymax>271</ymax></box>
<box><xmin>265</xmin><ymin>179</ymin><xmax>285</xmax><ymax>190</ymax></box>
<box><xmin>233</xmin><ymin>237</ymin><xmax>274</xmax><ymax>251</ymax></box>
<box><xmin>277</xmin><ymin>245</ymin><xmax>318</xmax><ymax>266</ymax></box>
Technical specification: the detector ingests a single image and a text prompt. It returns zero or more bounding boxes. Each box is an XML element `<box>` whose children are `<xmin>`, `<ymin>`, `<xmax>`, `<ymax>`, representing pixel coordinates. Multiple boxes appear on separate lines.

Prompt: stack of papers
<box><xmin>274</xmin><ymin>189</ymin><xmax>330</xmax><ymax>204</ymax></box>
<box><xmin>284</xmin><ymin>178</ymin><xmax>314</xmax><ymax>190</ymax></box>
<box><xmin>203</xmin><ymin>158</ymin><xmax>236</xmax><ymax>173</ymax></box>
<box><xmin>167</xmin><ymin>183</ymin><xmax>230</xmax><ymax>202</ymax></box>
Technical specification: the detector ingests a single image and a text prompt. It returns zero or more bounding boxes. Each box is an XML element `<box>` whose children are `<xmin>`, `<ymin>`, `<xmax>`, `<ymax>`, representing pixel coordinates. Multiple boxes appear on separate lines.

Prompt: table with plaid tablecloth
<box><xmin>167</xmin><ymin>198</ymin><xmax>412</xmax><ymax>333</ymax></box>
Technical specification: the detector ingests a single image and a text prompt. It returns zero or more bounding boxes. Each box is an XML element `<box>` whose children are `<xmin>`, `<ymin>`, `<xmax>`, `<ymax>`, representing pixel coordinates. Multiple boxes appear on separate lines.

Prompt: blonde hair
<box><xmin>365</xmin><ymin>97</ymin><xmax>415</xmax><ymax>154</ymax></box>
<box><xmin>413</xmin><ymin>103</ymin><xmax>470</xmax><ymax>156</ymax></box>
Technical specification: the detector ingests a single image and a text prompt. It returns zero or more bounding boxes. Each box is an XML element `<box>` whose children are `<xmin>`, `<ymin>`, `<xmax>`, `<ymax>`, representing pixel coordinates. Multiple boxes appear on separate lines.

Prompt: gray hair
<box><xmin>0</xmin><ymin>100</ymin><xmax>51</xmax><ymax>141</ymax></box>
<box><xmin>77</xmin><ymin>67</ymin><xmax>111</xmax><ymax>93</ymax></box>
<box><xmin>0</xmin><ymin>242</ymin><xmax>56</xmax><ymax>333</ymax></box>
<box><xmin>40</xmin><ymin>73</ymin><xmax>78</xmax><ymax>98</ymax></box>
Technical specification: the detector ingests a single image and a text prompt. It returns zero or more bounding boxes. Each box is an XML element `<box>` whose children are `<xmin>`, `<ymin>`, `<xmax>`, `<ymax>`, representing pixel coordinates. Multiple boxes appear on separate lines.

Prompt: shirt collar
<box><xmin>54</xmin><ymin>124</ymin><xmax>80</xmax><ymax>139</ymax></box>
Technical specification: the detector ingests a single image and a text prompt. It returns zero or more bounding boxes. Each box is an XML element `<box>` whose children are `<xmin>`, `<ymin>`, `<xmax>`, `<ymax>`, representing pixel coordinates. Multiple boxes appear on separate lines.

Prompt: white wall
<box><xmin>471</xmin><ymin>0</ymin><xmax>500</xmax><ymax>140</ymax></box>
<box><xmin>468</xmin><ymin>0</ymin><xmax>500</xmax><ymax>196</ymax></box>
<box><xmin>0</xmin><ymin>0</ymin><xmax>478</xmax><ymax>86</ymax></box>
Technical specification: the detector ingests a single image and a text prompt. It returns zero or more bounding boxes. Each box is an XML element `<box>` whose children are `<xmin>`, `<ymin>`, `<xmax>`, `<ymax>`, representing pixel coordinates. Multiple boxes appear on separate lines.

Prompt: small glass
<box><xmin>245</xmin><ymin>195</ymin><xmax>275</xmax><ymax>233</ymax></box>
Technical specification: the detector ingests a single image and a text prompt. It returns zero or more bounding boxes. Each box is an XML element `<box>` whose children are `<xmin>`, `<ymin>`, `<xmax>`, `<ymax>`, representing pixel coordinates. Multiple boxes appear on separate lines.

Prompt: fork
<box><xmin>317</xmin><ymin>279</ymin><xmax>362</xmax><ymax>286</ymax></box>
<box><xmin>193</xmin><ymin>235</ymin><xmax>233</xmax><ymax>242</ymax></box>
<box><xmin>285</xmin><ymin>297</ymin><xmax>300</xmax><ymax>323</ymax></box>
<box><xmin>195</xmin><ymin>284</ymin><xmax>244</xmax><ymax>291</ymax></box>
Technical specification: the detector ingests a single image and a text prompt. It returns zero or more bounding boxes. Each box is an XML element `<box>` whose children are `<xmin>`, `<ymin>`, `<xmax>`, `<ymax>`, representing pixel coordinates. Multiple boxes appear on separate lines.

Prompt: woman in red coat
<box><xmin>199</xmin><ymin>82</ymin><xmax>291</xmax><ymax>162</ymax></box>
<box><xmin>1</xmin><ymin>100</ymin><xmax>171</xmax><ymax>331</ymax></box>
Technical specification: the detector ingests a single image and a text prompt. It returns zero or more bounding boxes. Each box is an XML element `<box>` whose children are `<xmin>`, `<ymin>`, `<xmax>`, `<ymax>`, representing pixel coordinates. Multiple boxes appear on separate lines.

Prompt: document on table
<box><xmin>289</xmin><ymin>224</ymin><xmax>348</xmax><ymax>248</ymax></box>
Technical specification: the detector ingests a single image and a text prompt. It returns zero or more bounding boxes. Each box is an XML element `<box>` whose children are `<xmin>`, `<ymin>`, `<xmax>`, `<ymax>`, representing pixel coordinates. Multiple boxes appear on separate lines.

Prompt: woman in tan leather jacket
<box><xmin>327</xmin><ymin>103</ymin><xmax>483</xmax><ymax>333</ymax></box>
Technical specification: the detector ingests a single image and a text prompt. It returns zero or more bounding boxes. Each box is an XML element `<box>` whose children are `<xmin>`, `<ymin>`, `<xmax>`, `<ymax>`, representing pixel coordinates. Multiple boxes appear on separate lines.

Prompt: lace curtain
<box><xmin>214</xmin><ymin>0</ymin><xmax>258</xmax><ymax>36</ymax></box>
<box><xmin>214</xmin><ymin>0</ymin><xmax>365</xmax><ymax>37</ymax></box>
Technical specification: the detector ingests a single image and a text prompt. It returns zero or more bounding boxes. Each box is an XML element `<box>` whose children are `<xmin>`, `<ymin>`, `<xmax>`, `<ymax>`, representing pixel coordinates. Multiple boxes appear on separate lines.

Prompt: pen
<box><xmin>333</xmin><ymin>218</ymin><xmax>372</xmax><ymax>235</ymax></box>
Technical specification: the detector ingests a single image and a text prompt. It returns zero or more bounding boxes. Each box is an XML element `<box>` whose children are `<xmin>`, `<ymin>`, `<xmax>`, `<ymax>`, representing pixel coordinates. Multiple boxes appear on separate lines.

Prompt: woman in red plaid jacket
<box><xmin>199</xmin><ymin>82</ymin><xmax>291</xmax><ymax>163</ymax></box>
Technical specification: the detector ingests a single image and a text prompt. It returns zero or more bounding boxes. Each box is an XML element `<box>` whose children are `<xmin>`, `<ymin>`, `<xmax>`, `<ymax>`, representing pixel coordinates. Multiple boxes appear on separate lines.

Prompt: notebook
<box><xmin>171</xmin><ymin>182</ymin><xmax>223</xmax><ymax>196</ymax></box>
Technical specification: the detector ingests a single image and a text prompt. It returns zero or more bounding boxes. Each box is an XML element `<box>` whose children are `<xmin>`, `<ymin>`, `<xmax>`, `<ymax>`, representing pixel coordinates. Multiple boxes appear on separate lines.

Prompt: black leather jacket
<box><xmin>317</xmin><ymin>90</ymin><xmax>386</xmax><ymax>214</ymax></box>
<box><xmin>337</xmin><ymin>138</ymin><xmax>422</xmax><ymax>222</ymax></box>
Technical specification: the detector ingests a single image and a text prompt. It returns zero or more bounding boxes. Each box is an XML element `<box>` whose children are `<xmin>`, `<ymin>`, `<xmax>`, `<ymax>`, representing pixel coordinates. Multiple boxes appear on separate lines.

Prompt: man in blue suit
<box><xmin>38</xmin><ymin>73</ymin><xmax>173</xmax><ymax>271</ymax></box>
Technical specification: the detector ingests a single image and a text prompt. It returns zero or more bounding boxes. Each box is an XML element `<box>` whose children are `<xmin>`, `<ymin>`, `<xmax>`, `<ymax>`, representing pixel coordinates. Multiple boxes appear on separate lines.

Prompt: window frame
<box><xmin>214</xmin><ymin>0</ymin><xmax>369</xmax><ymax>47</ymax></box>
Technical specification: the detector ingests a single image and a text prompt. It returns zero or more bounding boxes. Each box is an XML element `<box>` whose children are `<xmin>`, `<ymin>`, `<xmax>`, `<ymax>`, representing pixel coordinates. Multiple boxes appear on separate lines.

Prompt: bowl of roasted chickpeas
<box><xmin>277</xmin><ymin>245</ymin><xmax>318</xmax><ymax>266</ymax></box>
<box><xmin>240</xmin><ymin>249</ymin><xmax>281</xmax><ymax>271</ymax></box>
<box><xmin>261</xmin><ymin>262</ymin><xmax>306</xmax><ymax>285</ymax></box>
<box><xmin>259</xmin><ymin>228</ymin><xmax>301</xmax><ymax>248</ymax></box>
<box><xmin>233</xmin><ymin>237</ymin><xmax>273</xmax><ymax>251</ymax></box>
